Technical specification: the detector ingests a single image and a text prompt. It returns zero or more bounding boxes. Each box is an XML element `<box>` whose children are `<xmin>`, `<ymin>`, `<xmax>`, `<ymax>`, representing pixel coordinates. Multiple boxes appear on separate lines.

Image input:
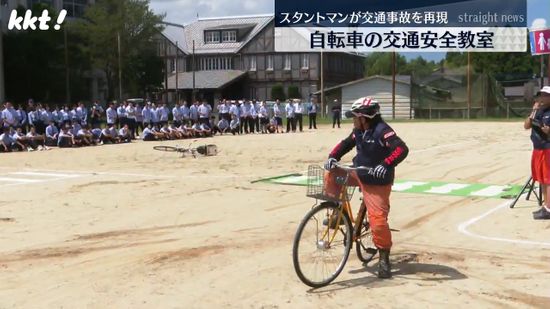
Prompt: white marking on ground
<box><xmin>470</xmin><ymin>185</ymin><xmax>509</xmax><ymax>197</ymax></box>
<box><xmin>426</xmin><ymin>183</ymin><xmax>470</xmax><ymax>194</ymax></box>
<box><xmin>457</xmin><ymin>199</ymin><xmax>550</xmax><ymax>247</ymax></box>
<box><xmin>392</xmin><ymin>181</ymin><xmax>428</xmax><ymax>191</ymax></box>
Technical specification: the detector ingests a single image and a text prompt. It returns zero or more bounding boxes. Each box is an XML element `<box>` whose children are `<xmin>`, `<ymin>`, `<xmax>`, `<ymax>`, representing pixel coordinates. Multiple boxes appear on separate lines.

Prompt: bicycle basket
<box><xmin>306</xmin><ymin>165</ymin><xmax>356</xmax><ymax>202</ymax></box>
<box><xmin>196</xmin><ymin>144</ymin><xmax>218</xmax><ymax>156</ymax></box>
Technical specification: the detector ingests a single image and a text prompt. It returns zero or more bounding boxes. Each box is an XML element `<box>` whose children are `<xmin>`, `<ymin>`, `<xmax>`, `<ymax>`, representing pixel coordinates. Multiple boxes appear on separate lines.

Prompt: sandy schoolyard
<box><xmin>0</xmin><ymin>121</ymin><xmax>549</xmax><ymax>308</ymax></box>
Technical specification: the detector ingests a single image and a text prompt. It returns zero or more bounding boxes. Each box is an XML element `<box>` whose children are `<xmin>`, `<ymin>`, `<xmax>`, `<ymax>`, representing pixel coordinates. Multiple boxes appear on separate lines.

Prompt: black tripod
<box><xmin>509</xmin><ymin>176</ymin><xmax>543</xmax><ymax>208</ymax></box>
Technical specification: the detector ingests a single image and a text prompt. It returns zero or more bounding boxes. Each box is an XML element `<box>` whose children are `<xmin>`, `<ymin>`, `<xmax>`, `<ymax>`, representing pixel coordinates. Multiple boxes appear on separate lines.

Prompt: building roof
<box><xmin>312</xmin><ymin>75</ymin><xmax>411</xmax><ymax>94</ymax></box>
<box><xmin>166</xmin><ymin>70</ymin><xmax>247</xmax><ymax>90</ymax></box>
<box><xmin>161</xmin><ymin>22</ymin><xmax>186</xmax><ymax>53</ymax></box>
<box><xmin>177</xmin><ymin>15</ymin><xmax>273</xmax><ymax>54</ymax></box>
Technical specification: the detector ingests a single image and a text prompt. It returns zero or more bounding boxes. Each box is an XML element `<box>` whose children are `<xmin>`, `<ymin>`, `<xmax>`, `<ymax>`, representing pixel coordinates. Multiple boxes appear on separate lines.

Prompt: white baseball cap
<box><xmin>538</xmin><ymin>86</ymin><xmax>550</xmax><ymax>96</ymax></box>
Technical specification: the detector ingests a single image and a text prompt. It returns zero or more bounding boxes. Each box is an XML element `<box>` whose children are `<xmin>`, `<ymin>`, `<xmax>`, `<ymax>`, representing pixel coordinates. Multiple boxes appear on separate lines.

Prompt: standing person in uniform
<box><xmin>239</xmin><ymin>100</ymin><xmax>249</xmax><ymax>134</ymax></box>
<box><xmin>249</xmin><ymin>101</ymin><xmax>257</xmax><ymax>134</ymax></box>
<box><xmin>116</xmin><ymin>101</ymin><xmax>127</xmax><ymax>129</ymax></box>
<box><xmin>273</xmin><ymin>99</ymin><xmax>283</xmax><ymax>133</ymax></box>
<box><xmin>332</xmin><ymin>99</ymin><xmax>342</xmax><ymax>128</ymax></box>
<box><xmin>135</xmin><ymin>103</ymin><xmax>143</xmax><ymax>137</ymax></box>
<box><xmin>159</xmin><ymin>102</ymin><xmax>169</xmax><ymax>127</ymax></box>
<box><xmin>141</xmin><ymin>102</ymin><xmax>152</xmax><ymax>130</ymax></box>
<box><xmin>308</xmin><ymin>97</ymin><xmax>318</xmax><ymax>130</ymax></box>
<box><xmin>285</xmin><ymin>100</ymin><xmax>296</xmax><ymax>133</ymax></box>
<box><xmin>294</xmin><ymin>100</ymin><xmax>304</xmax><ymax>132</ymax></box>
<box><xmin>198</xmin><ymin>101</ymin><xmax>211</xmax><ymax>125</ymax></box>
<box><xmin>15</xmin><ymin>104</ymin><xmax>27</xmax><ymax>133</ymax></box>
<box><xmin>258</xmin><ymin>101</ymin><xmax>269</xmax><ymax>134</ymax></box>
<box><xmin>90</xmin><ymin>104</ymin><xmax>102</xmax><ymax>129</ymax></box>
<box><xmin>189</xmin><ymin>101</ymin><xmax>199</xmax><ymax>125</ymax></box>
<box><xmin>77</xmin><ymin>102</ymin><xmax>88</xmax><ymax>127</ymax></box>
<box><xmin>172</xmin><ymin>101</ymin><xmax>182</xmax><ymax>127</ymax></box>
<box><xmin>525</xmin><ymin>86</ymin><xmax>550</xmax><ymax>220</ymax></box>
<box><xmin>181</xmin><ymin>101</ymin><xmax>190</xmax><ymax>125</ymax></box>
<box><xmin>106</xmin><ymin>102</ymin><xmax>117</xmax><ymax>129</ymax></box>
<box><xmin>150</xmin><ymin>102</ymin><xmax>160</xmax><ymax>129</ymax></box>
<box><xmin>324</xmin><ymin>97</ymin><xmax>408</xmax><ymax>278</ymax></box>
<box><xmin>125</xmin><ymin>102</ymin><xmax>137</xmax><ymax>139</ymax></box>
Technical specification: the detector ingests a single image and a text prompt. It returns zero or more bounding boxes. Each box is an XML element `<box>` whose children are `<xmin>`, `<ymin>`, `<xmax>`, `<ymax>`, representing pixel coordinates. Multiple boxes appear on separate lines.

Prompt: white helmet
<box><xmin>345</xmin><ymin>97</ymin><xmax>380</xmax><ymax>118</ymax></box>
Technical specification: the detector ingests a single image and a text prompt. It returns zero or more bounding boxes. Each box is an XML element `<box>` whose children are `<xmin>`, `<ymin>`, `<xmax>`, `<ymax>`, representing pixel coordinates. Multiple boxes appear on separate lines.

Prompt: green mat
<box><xmin>255</xmin><ymin>174</ymin><xmax>523</xmax><ymax>199</ymax></box>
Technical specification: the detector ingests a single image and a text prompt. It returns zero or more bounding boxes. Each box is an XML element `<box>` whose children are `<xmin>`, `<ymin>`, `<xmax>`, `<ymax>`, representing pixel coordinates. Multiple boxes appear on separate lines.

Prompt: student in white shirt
<box><xmin>125</xmin><ymin>102</ymin><xmax>137</xmax><ymax>139</ymax></box>
<box><xmin>150</xmin><ymin>103</ymin><xmax>159</xmax><ymax>128</ymax></box>
<box><xmin>141</xmin><ymin>124</ymin><xmax>158</xmax><ymax>141</ymax></box>
<box><xmin>308</xmin><ymin>97</ymin><xmax>319</xmax><ymax>130</ymax></box>
<box><xmin>58</xmin><ymin>126</ymin><xmax>75</xmax><ymax>148</ymax></box>
<box><xmin>106</xmin><ymin>102</ymin><xmax>117</xmax><ymax>128</ymax></box>
<box><xmin>118</xmin><ymin>124</ymin><xmax>132</xmax><ymax>143</ymax></box>
<box><xmin>11</xmin><ymin>127</ymin><xmax>28</xmax><ymax>151</ymax></box>
<box><xmin>77</xmin><ymin>125</ymin><xmax>95</xmax><ymax>146</ymax></box>
<box><xmin>229</xmin><ymin>114</ymin><xmax>240</xmax><ymax>135</ymax></box>
<box><xmin>176</xmin><ymin>123</ymin><xmax>192</xmax><ymax>139</ymax></box>
<box><xmin>26</xmin><ymin>125</ymin><xmax>48</xmax><ymax>150</ymax></box>
<box><xmin>168</xmin><ymin>122</ymin><xmax>184</xmax><ymax>139</ymax></box>
<box><xmin>198</xmin><ymin>101</ymin><xmax>211</xmax><ymax>125</ymax></box>
<box><xmin>285</xmin><ymin>100</ymin><xmax>296</xmax><ymax>133</ymax></box>
<box><xmin>172</xmin><ymin>102</ymin><xmax>183</xmax><ymax>127</ymax></box>
<box><xmin>273</xmin><ymin>99</ymin><xmax>283</xmax><ymax>133</ymax></box>
<box><xmin>117</xmin><ymin>102</ymin><xmax>127</xmax><ymax>129</ymax></box>
<box><xmin>159</xmin><ymin>103</ymin><xmax>169</xmax><ymax>126</ymax></box>
<box><xmin>258</xmin><ymin>102</ymin><xmax>269</xmax><ymax>134</ymax></box>
<box><xmin>100</xmin><ymin>124</ymin><xmax>118</xmax><ymax>144</ymax></box>
<box><xmin>217</xmin><ymin>118</ymin><xmax>229</xmax><ymax>135</ymax></box>
<box><xmin>159</xmin><ymin>123</ymin><xmax>172</xmax><ymax>140</ymax></box>
<box><xmin>45</xmin><ymin>120</ymin><xmax>59</xmax><ymax>146</ymax></box>
<box><xmin>0</xmin><ymin>127</ymin><xmax>15</xmax><ymax>152</ymax></box>
<box><xmin>294</xmin><ymin>100</ymin><xmax>304</xmax><ymax>132</ymax></box>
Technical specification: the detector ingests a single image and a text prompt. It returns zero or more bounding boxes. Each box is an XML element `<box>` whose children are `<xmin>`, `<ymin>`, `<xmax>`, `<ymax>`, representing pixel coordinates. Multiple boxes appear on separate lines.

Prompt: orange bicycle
<box><xmin>292</xmin><ymin>163</ymin><xmax>377</xmax><ymax>288</ymax></box>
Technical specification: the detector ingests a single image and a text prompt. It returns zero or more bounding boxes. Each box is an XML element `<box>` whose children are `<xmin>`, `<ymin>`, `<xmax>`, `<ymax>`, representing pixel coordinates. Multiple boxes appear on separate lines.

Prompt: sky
<box><xmin>149</xmin><ymin>0</ymin><xmax>550</xmax><ymax>61</ymax></box>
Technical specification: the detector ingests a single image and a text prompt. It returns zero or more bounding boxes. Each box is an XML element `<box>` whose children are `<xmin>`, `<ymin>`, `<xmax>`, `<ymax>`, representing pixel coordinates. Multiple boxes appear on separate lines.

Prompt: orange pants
<box><xmin>324</xmin><ymin>169</ymin><xmax>392</xmax><ymax>249</ymax></box>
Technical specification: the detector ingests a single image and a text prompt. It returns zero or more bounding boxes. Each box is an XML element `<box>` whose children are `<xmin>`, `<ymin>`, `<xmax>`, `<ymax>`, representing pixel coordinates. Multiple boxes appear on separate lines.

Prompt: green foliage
<box><xmin>363</xmin><ymin>53</ymin><xmax>437</xmax><ymax>78</ymax></box>
<box><xmin>271</xmin><ymin>84</ymin><xmax>286</xmax><ymax>101</ymax></box>
<box><xmin>74</xmin><ymin>0</ymin><xmax>165</xmax><ymax>100</ymax></box>
<box><xmin>287</xmin><ymin>85</ymin><xmax>301</xmax><ymax>99</ymax></box>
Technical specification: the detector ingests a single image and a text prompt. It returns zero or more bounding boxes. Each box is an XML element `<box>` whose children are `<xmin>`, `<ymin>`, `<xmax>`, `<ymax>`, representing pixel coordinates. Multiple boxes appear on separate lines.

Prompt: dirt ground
<box><xmin>0</xmin><ymin>121</ymin><xmax>549</xmax><ymax>308</ymax></box>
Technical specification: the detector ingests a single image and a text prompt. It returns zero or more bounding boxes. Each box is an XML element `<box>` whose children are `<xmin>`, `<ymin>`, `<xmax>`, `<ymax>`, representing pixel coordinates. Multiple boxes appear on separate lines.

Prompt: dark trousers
<box><xmin>34</xmin><ymin>121</ymin><xmax>45</xmax><ymax>134</ymax></box>
<box><xmin>255</xmin><ymin>117</ymin><xmax>260</xmax><ymax>132</ymax></box>
<box><xmin>332</xmin><ymin>112</ymin><xmax>341</xmax><ymax>128</ymax></box>
<box><xmin>240</xmin><ymin>117</ymin><xmax>247</xmax><ymax>133</ymax></box>
<box><xmin>127</xmin><ymin>118</ymin><xmax>137</xmax><ymax>138</ymax></box>
<box><xmin>248</xmin><ymin>117</ymin><xmax>255</xmax><ymax>133</ymax></box>
<box><xmin>286</xmin><ymin>117</ymin><xmax>296</xmax><ymax>132</ymax></box>
<box><xmin>309</xmin><ymin>113</ymin><xmax>317</xmax><ymax>129</ymax></box>
<box><xmin>295</xmin><ymin>113</ymin><xmax>303</xmax><ymax>132</ymax></box>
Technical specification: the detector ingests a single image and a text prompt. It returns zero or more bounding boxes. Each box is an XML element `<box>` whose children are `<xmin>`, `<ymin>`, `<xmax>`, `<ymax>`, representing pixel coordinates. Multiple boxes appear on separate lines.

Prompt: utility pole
<box><xmin>175</xmin><ymin>41</ymin><xmax>179</xmax><ymax>103</ymax></box>
<box><xmin>392</xmin><ymin>51</ymin><xmax>396</xmax><ymax>120</ymax></box>
<box><xmin>192</xmin><ymin>40</ymin><xmax>196</xmax><ymax>102</ymax></box>
<box><xmin>118</xmin><ymin>31</ymin><xmax>123</xmax><ymax>102</ymax></box>
<box><xmin>64</xmin><ymin>26</ymin><xmax>71</xmax><ymax>104</ymax></box>
<box><xmin>320</xmin><ymin>50</ymin><xmax>324</xmax><ymax>117</ymax></box>
<box><xmin>467</xmin><ymin>52</ymin><xmax>471</xmax><ymax>119</ymax></box>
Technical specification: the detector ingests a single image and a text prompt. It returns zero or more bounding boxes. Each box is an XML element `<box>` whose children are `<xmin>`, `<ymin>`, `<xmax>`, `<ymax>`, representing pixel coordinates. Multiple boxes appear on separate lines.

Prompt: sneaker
<box><xmin>27</xmin><ymin>147</ymin><xmax>34</xmax><ymax>152</ymax></box>
<box><xmin>533</xmin><ymin>207</ymin><xmax>550</xmax><ymax>220</ymax></box>
<box><xmin>38</xmin><ymin>145</ymin><xmax>44</xmax><ymax>151</ymax></box>
<box><xmin>44</xmin><ymin>146</ymin><xmax>51</xmax><ymax>150</ymax></box>
<box><xmin>532</xmin><ymin>207</ymin><xmax>545</xmax><ymax>215</ymax></box>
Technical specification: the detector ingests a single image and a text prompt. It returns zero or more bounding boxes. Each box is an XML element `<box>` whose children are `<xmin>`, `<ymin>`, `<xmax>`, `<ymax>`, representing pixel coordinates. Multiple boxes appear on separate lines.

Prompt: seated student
<box><xmin>177</xmin><ymin>122</ymin><xmax>193</xmax><ymax>139</ymax></box>
<box><xmin>159</xmin><ymin>123</ymin><xmax>173</xmax><ymax>140</ymax></box>
<box><xmin>208</xmin><ymin>116</ymin><xmax>219</xmax><ymax>135</ymax></box>
<box><xmin>26</xmin><ymin>125</ymin><xmax>49</xmax><ymax>150</ymax></box>
<box><xmin>230</xmin><ymin>114</ymin><xmax>240</xmax><ymax>135</ymax></box>
<box><xmin>201</xmin><ymin>122</ymin><xmax>212</xmax><ymax>137</ymax></box>
<box><xmin>141</xmin><ymin>124</ymin><xmax>165</xmax><ymax>141</ymax></box>
<box><xmin>57</xmin><ymin>125</ymin><xmax>75</xmax><ymax>148</ymax></box>
<box><xmin>167</xmin><ymin>122</ymin><xmax>183</xmax><ymax>139</ymax></box>
<box><xmin>100</xmin><ymin>124</ymin><xmax>118</xmax><ymax>144</ymax></box>
<box><xmin>91</xmin><ymin>128</ymin><xmax>102</xmax><ymax>144</ymax></box>
<box><xmin>11</xmin><ymin>127</ymin><xmax>28</xmax><ymax>151</ymax></box>
<box><xmin>217</xmin><ymin>118</ymin><xmax>229</xmax><ymax>135</ymax></box>
<box><xmin>118</xmin><ymin>124</ymin><xmax>132</xmax><ymax>143</ymax></box>
<box><xmin>191</xmin><ymin>122</ymin><xmax>205</xmax><ymax>137</ymax></box>
<box><xmin>77</xmin><ymin>125</ymin><xmax>96</xmax><ymax>146</ymax></box>
<box><xmin>266</xmin><ymin>117</ymin><xmax>278</xmax><ymax>134</ymax></box>
<box><xmin>45</xmin><ymin>120</ymin><xmax>59</xmax><ymax>147</ymax></box>
<box><xmin>70</xmin><ymin>120</ymin><xmax>83</xmax><ymax>146</ymax></box>
<box><xmin>0</xmin><ymin>127</ymin><xmax>15</xmax><ymax>152</ymax></box>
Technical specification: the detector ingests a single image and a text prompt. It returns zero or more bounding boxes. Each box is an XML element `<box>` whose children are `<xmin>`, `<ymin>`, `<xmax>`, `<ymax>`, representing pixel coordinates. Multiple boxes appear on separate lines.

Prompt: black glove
<box><xmin>369</xmin><ymin>164</ymin><xmax>388</xmax><ymax>179</ymax></box>
<box><xmin>324</xmin><ymin>158</ymin><xmax>338</xmax><ymax>170</ymax></box>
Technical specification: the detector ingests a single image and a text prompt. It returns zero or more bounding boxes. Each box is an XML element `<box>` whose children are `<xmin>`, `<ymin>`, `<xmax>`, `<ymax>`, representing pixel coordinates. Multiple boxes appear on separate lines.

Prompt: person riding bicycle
<box><xmin>324</xmin><ymin>97</ymin><xmax>409</xmax><ymax>279</ymax></box>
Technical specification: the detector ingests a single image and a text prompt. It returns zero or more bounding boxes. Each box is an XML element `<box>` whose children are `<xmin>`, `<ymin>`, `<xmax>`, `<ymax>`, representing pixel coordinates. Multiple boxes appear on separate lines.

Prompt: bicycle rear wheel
<box><xmin>292</xmin><ymin>202</ymin><xmax>353</xmax><ymax>288</ymax></box>
<box><xmin>355</xmin><ymin>204</ymin><xmax>377</xmax><ymax>264</ymax></box>
<box><xmin>153</xmin><ymin>145</ymin><xmax>178</xmax><ymax>152</ymax></box>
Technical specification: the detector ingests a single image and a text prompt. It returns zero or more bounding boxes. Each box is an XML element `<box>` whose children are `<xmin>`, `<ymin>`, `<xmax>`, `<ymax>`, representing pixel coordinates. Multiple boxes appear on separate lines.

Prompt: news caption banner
<box><xmin>274</xmin><ymin>0</ymin><xmax>527</xmax><ymax>52</ymax></box>
<box><xmin>256</xmin><ymin>174</ymin><xmax>523</xmax><ymax>199</ymax></box>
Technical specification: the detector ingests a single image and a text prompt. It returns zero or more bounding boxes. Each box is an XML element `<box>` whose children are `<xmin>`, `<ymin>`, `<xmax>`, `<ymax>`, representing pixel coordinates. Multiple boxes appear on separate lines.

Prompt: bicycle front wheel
<box><xmin>292</xmin><ymin>202</ymin><xmax>353</xmax><ymax>288</ymax></box>
<box><xmin>153</xmin><ymin>145</ymin><xmax>178</xmax><ymax>152</ymax></box>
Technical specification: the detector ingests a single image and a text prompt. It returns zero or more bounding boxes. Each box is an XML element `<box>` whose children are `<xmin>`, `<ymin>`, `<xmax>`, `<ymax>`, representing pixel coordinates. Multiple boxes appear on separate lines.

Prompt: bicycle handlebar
<box><xmin>333</xmin><ymin>162</ymin><xmax>373</xmax><ymax>173</ymax></box>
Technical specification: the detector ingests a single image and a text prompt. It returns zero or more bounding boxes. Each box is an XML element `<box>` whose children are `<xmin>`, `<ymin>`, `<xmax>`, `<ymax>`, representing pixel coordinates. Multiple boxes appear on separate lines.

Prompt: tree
<box><xmin>363</xmin><ymin>52</ymin><xmax>407</xmax><ymax>76</ymax></box>
<box><xmin>74</xmin><ymin>0</ymin><xmax>165</xmax><ymax>100</ymax></box>
<box><xmin>271</xmin><ymin>84</ymin><xmax>286</xmax><ymax>101</ymax></box>
<box><xmin>287</xmin><ymin>85</ymin><xmax>301</xmax><ymax>99</ymax></box>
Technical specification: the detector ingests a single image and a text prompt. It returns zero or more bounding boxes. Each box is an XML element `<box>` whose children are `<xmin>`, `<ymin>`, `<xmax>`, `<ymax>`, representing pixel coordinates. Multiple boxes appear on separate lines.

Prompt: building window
<box><xmin>222</xmin><ymin>30</ymin><xmax>237</xmax><ymax>42</ymax></box>
<box><xmin>63</xmin><ymin>0</ymin><xmax>88</xmax><ymax>18</ymax></box>
<box><xmin>170</xmin><ymin>58</ymin><xmax>176</xmax><ymax>73</ymax></box>
<box><xmin>284</xmin><ymin>54</ymin><xmax>291</xmax><ymax>70</ymax></box>
<box><xmin>205</xmin><ymin>31</ymin><xmax>220</xmax><ymax>44</ymax></box>
<box><xmin>301</xmin><ymin>54</ymin><xmax>309</xmax><ymax>69</ymax></box>
<box><xmin>249</xmin><ymin>56</ymin><xmax>256</xmax><ymax>71</ymax></box>
<box><xmin>267</xmin><ymin>55</ymin><xmax>274</xmax><ymax>71</ymax></box>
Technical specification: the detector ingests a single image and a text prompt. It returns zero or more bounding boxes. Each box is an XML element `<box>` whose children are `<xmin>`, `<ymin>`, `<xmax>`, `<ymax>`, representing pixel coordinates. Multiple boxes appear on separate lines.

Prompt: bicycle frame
<box><xmin>319</xmin><ymin>171</ymin><xmax>365</xmax><ymax>246</ymax></box>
